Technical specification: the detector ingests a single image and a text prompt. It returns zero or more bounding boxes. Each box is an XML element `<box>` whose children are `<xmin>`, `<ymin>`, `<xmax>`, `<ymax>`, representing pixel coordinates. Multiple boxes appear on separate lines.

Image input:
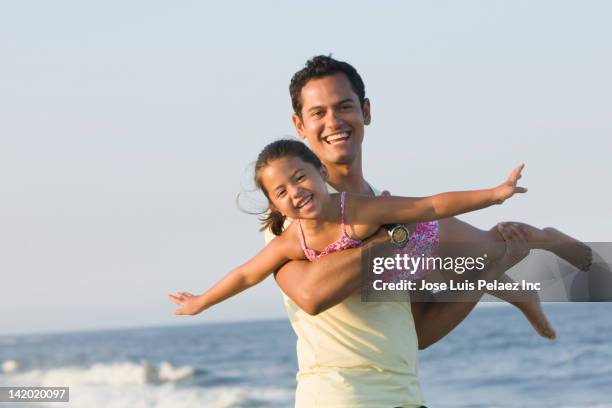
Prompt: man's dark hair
<box><xmin>289</xmin><ymin>55</ymin><xmax>366</xmax><ymax>117</ymax></box>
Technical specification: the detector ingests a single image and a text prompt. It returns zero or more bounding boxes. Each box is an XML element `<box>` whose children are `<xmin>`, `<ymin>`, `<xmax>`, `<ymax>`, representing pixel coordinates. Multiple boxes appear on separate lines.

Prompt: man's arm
<box><xmin>273</xmin><ymin>228</ymin><xmax>390</xmax><ymax>315</ymax></box>
<box><xmin>411</xmin><ymin>222</ymin><xmax>530</xmax><ymax>349</ymax></box>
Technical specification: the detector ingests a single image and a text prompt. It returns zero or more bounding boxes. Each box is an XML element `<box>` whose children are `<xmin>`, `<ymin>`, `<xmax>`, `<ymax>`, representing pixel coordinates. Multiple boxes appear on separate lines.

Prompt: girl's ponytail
<box><xmin>260</xmin><ymin>207</ymin><xmax>287</xmax><ymax>236</ymax></box>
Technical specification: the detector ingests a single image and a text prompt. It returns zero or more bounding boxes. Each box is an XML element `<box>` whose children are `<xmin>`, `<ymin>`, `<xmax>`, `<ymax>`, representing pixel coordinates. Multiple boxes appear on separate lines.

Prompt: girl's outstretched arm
<box><xmin>168</xmin><ymin>231</ymin><xmax>300</xmax><ymax>315</ymax></box>
<box><xmin>352</xmin><ymin>164</ymin><xmax>527</xmax><ymax>226</ymax></box>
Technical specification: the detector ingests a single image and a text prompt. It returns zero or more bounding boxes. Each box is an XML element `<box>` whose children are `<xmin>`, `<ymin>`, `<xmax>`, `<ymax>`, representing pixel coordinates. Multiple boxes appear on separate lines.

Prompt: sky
<box><xmin>1</xmin><ymin>1</ymin><xmax>611</xmax><ymax>335</ymax></box>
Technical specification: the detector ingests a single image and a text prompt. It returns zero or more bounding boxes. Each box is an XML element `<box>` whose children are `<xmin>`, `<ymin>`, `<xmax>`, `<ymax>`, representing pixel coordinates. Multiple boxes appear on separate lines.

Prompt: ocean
<box><xmin>1</xmin><ymin>303</ymin><xmax>610</xmax><ymax>407</ymax></box>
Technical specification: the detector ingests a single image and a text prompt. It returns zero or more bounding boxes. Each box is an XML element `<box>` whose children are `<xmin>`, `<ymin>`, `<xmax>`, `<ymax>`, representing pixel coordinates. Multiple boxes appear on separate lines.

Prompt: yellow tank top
<box><xmin>265</xmin><ymin>185</ymin><xmax>426</xmax><ymax>408</ymax></box>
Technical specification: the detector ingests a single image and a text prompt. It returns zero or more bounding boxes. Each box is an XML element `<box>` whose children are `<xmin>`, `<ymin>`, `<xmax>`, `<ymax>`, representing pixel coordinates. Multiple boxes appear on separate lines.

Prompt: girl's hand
<box><xmin>167</xmin><ymin>292</ymin><xmax>206</xmax><ymax>316</ymax></box>
<box><xmin>493</xmin><ymin>164</ymin><xmax>528</xmax><ymax>204</ymax></box>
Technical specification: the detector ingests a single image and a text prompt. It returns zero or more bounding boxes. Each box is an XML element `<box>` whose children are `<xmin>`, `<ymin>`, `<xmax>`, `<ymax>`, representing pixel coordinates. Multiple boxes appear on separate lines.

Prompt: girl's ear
<box><xmin>320</xmin><ymin>165</ymin><xmax>329</xmax><ymax>181</ymax></box>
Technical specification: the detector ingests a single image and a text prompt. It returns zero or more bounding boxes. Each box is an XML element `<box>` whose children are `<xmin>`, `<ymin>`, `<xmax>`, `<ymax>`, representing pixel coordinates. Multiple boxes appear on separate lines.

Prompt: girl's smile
<box><xmin>295</xmin><ymin>193</ymin><xmax>314</xmax><ymax>211</ymax></box>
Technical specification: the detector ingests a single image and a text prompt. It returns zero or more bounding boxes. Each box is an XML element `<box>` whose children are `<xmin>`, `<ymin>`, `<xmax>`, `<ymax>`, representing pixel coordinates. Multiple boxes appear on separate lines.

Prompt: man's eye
<box><xmin>312</xmin><ymin>110</ymin><xmax>323</xmax><ymax>118</ymax></box>
<box><xmin>296</xmin><ymin>175</ymin><xmax>305</xmax><ymax>182</ymax></box>
<box><xmin>341</xmin><ymin>104</ymin><xmax>353</xmax><ymax>111</ymax></box>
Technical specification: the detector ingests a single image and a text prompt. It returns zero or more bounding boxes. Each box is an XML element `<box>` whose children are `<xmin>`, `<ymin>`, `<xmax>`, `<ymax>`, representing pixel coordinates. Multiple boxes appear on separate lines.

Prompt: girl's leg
<box><xmin>438</xmin><ymin>218</ymin><xmax>592</xmax><ymax>271</ymax></box>
<box><xmin>486</xmin><ymin>274</ymin><xmax>556</xmax><ymax>339</ymax></box>
<box><xmin>435</xmin><ymin>217</ymin><xmax>556</xmax><ymax>339</ymax></box>
<box><xmin>430</xmin><ymin>265</ymin><xmax>556</xmax><ymax>339</ymax></box>
<box><xmin>508</xmin><ymin>223</ymin><xmax>592</xmax><ymax>271</ymax></box>
<box><xmin>437</xmin><ymin>217</ymin><xmax>506</xmax><ymax>261</ymax></box>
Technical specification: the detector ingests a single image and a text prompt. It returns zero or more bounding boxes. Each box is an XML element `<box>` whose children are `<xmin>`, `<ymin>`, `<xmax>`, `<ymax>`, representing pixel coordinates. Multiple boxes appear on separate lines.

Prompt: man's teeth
<box><xmin>325</xmin><ymin>132</ymin><xmax>349</xmax><ymax>143</ymax></box>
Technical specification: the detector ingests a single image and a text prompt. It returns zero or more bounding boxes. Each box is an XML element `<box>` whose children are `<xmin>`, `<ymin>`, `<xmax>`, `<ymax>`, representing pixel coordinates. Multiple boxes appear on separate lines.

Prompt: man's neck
<box><xmin>325</xmin><ymin>156</ymin><xmax>372</xmax><ymax>195</ymax></box>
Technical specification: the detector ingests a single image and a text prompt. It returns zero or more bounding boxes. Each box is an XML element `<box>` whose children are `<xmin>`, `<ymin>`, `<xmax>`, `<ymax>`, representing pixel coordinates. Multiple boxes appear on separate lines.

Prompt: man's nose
<box><xmin>325</xmin><ymin>109</ymin><xmax>342</xmax><ymax>129</ymax></box>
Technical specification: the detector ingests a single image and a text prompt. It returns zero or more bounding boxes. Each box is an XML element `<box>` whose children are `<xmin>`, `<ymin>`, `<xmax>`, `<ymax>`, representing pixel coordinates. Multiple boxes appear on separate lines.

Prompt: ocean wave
<box><xmin>559</xmin><ymin>405</ymin><xmax>612</xmax><ymax>408</ymax></box>
<box><xmin>1</xmin><ymin>361</ymin><xmax>196</xmax><ymax>386</ymax></box>
<box><xmin>0</xmin><ymin>337</ymin><xmax>17</xmax><ymax>346</ymax></box>
<box><xmin>0</xmin><ymin>361</ymin><xmax>293</xmax><ymax>407</ymax></box>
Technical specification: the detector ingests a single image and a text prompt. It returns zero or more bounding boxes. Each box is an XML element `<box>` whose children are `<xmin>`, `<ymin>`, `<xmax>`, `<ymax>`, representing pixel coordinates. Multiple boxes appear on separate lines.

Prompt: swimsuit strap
<box><xmin>296</xmin><ymin>220</ymin><xmax>308</xmax><ymax>253</ymax></box>
<box><xmin>296</xmin><ymin>221</ymin><xmax>317</xmax><ymax>261</ymax></box>
<box><xmin>296</xmin><ymin>192</ymin><xmax>362</xmax><ymax>262</ymax></box>
<box><xmin>340</xmin><ymin>191</ymin><xmax>350</xmax><ymax>237</ymax></box>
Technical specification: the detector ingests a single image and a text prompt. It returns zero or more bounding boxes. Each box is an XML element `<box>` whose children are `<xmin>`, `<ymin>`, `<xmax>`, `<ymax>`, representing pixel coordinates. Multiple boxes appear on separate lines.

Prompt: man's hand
<box><xmin>495</xmin><ymin>221</ymin><xmax>531</xmax><ymax>271</ymax></box>
<box><xmin>363</xmin><ymin>227</ymin><xmax>391</xmax><ymax>250</ymax></box>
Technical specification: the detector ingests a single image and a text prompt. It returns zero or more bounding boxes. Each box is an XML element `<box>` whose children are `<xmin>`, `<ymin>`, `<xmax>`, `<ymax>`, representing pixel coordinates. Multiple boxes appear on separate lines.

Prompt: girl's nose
<box><xmin>290</xmin><ymin>186</ymin><xmax>303</xmax><ymax>198</ymax></box>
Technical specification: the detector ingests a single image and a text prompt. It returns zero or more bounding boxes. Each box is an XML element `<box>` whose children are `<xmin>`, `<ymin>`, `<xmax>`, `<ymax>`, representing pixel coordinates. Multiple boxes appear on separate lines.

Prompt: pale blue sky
<box><xmin>1</xmin><ymin>1</ymin><xmax>611</xmax><ymax>335</ymax></box>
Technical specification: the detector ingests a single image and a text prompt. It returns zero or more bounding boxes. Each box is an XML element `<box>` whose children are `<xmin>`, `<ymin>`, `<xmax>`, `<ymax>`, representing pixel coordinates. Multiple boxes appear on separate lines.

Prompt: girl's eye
<box><xmin>277</xmin><ymin>190</ymin><xmax>286</xmax><ymax>198</ymax></box>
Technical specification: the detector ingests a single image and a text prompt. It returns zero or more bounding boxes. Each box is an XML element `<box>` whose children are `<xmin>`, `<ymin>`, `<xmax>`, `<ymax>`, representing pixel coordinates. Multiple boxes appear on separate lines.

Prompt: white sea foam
<box><xmin>0</xmin><ymin>361</ymin><xmax>292</xmax><ymax>407</ymax></box>
<box><xmin>1</xmin><ymin>361</ymin><xmax>194</xmax><ymax>386</ymax></box>
<box><xmin>157</xmin><ymin>361</ymin><xmax>194</xmax><ymax>382</ymax></box>
<box><xmin>2</xmin><ymin>359</ymin><xmax>19</xmax><ymax>373</ymax></box>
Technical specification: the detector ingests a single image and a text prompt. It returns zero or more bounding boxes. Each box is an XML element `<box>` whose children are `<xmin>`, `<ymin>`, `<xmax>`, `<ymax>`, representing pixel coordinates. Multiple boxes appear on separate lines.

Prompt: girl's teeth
<box><xmin>298</xmin><ymin>196</ymin><xmax>312</xmax><ymax>208</ymax></box>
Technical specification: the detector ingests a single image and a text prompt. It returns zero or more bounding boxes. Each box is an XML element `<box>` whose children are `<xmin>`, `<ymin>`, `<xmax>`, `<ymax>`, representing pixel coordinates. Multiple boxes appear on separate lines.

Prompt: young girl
<box><xmin>168</xmin><ymin>139</ymin><xmax>591</xmax><ymax>339</ymax></box>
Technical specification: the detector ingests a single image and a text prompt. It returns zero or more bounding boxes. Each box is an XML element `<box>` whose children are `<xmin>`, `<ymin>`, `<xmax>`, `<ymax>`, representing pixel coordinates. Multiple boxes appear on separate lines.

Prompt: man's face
<box><xmin>292</xmin><ymin>73</ymin><xmax>370</xmax><ymax>166</ymax></box>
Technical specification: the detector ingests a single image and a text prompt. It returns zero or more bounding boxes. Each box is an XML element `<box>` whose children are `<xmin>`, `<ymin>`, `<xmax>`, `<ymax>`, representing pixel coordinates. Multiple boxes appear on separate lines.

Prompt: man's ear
<box><xmin>320</xmin><ymin>164</ymin><xmax>329</xmax><ymax>181</ymax></box>
<box><xmin>362</xmin><ymin>98</ymin><xmax>371</xmax><ymax>125</ymax></box>
<box><xmin>291</xmin><ymin>113</ymin><xmax>307</xmax><ymax>140</ymax></box>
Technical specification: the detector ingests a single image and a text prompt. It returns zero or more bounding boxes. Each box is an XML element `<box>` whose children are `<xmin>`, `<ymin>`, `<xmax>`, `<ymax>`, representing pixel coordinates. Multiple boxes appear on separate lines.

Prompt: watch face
<box><xmin>391</xmin><ymin>226</ymin><xmax>409</xmax><ymax>245</ymax></box>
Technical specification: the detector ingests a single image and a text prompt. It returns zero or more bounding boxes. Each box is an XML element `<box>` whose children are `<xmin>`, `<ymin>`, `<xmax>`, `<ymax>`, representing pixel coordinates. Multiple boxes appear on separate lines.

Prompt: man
<box><xmin>266</xmin><ymin>55</ymin><xmax>530</xmax><ymax>407</ymax></box>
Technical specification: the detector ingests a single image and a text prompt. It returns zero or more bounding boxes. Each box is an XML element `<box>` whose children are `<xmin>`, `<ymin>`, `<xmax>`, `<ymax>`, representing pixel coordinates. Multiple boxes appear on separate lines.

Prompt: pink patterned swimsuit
<box><xmin>297</xmin><ymin>192</ymin><xmax>362</xmax><ymax>261</ymax></box>
<box><xmin>297</xmin><ymin>192</ymin><xmax>439</xmax><ymax>280</ymax></box>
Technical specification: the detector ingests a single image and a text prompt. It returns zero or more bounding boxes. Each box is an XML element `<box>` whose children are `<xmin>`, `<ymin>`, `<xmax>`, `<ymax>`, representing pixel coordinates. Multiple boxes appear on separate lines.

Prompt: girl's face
<box><xmin>259</xmin><ymin>156</ymin><xmax>330</xmax><ymax>220</ymax></box>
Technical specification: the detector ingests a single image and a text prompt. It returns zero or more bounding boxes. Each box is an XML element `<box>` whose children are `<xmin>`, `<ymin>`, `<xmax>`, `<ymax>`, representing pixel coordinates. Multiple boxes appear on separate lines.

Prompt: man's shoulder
<box><xmin>326</xmin><ymin>182</ymin><xmax>381</xmax><ymax>196</ymax></box>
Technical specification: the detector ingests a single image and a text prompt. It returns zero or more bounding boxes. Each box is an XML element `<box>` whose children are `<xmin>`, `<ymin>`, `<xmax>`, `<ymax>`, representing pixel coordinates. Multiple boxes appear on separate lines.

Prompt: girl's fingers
<box><xmin>508</xmin><ymin>163</ymin><xmax>525</xmax><ymax>181</ymax></box>
<box><xmin>167</xmin><ymin>294</ymin><xmax>184</xmax><ymax>304</ymax></box>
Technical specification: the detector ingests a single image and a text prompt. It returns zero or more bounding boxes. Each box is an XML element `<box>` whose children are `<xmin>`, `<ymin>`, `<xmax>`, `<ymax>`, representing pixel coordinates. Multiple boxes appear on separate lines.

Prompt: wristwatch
<box><xmin>384</xmin><ymin>224</ymin><xmax>410</xmax><ymax>248</ymax></box>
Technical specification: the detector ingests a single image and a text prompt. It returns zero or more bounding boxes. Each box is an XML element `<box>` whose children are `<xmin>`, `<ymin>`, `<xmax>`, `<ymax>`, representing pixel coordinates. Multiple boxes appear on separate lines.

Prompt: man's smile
<box><xmin>323</xmin><ymin>131</ymin><xmax>351</xmax><ymax>145</ymax></box>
